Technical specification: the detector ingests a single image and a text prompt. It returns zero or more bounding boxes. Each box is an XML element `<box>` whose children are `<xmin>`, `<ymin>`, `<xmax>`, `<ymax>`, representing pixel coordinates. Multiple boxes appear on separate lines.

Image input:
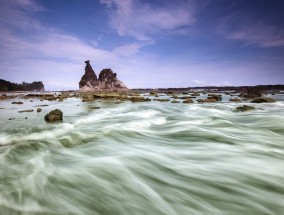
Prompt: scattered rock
<box><xmin>179</xmin><ymin>96</ymin><xmax>192</xmax><ymax>99</ymax></box>
<box><xmin>12</xmin><ymin>101</ymin><xmax>23</xmax><ymax>104</ymax></box>
<box><xmin>153</xmin><ymin>99</ymin><xmax>170</xmax><ymax>102</ymax></box>
<box><xmin>90</xmin><ymin>107</ymin><xmax>100</xmax><ymax>109</ymax></box>
<box><xmin>35</xmin><ymin>104</ymin><xmax>49</xmax><ymax>107</ymax></box>
<box><xmin>44</xmin><ymin>109</ymin><xmax>63</xmax><ymax>122</ymax></box>
<box><xmin>171</xmin><ymin>100</ymin><xmax>180</xmax><ymax>103</ymax></box>
<box><xmin>191</xmin><ymin>92</ymin><xmax>200</xmax><ymax>96</ymax></box>
<box><xmin>235</xmin><ymin>105</ymin><xmax>255</xmax><ymax>112</ymax></box>
<box><xmin>183</xmin><ymin>99</ymin><xmax>194</xmax><ymax>104</ymax></box>
<box><xmin>37</xmin><ymin>108</ymin><xmax>42</xmax><ymax>113</ymax></box>
<box><xmin>229</xmin><ymin>98</ymin><xmax>242</xmax><ymax>102</ymax></box>
<box><xmin>18</xmin><ymin>109</ymin><xmax>34</xmax><ymax>113</ymax></box>
<box><xmin>207</xmin><ymin>94</ymin><xmax>222</xmax><ymax>101</ymax></box>
<box><xmin>250</xmin><ymin>97</ymin><xmax>276</xmax><ymax>103</ymax></box>
<box><xmin>197</xmin><ymin>99</ymin><xmax>217</xmax><ymax>103</ymax></box>
<box><xmin>8</xmin><ymin>118</ymin><xmax>15</xmax><ymax>120</ymax></box>
<box><xmin>130</xmin><ymin>97</ymin><xmax>151</xmax><ymax>102</ymax></box>
<box><xmin>244</xmin><ymin>87</ymin><xmax>263</xmax><ymax>98</ymax></box>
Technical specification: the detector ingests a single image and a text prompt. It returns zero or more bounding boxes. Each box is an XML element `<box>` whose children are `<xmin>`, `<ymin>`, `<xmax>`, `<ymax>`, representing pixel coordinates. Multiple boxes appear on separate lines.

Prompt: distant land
<box><xmin>133</xmin><ymin>85</ymin><xmax>284</xmax><ymax>93</ymax></box>
<box><xmin>0</xmin><ymin>79</ymin><xmax>45</xmax><ymax>91</ymax></box>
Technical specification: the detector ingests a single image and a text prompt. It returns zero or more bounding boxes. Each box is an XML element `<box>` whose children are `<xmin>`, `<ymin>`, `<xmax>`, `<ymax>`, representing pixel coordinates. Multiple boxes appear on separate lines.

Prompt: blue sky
<box><xmin>0</xmin><ymin>0</ymin><xmax>283</xmax><ymax>90</ymax></box>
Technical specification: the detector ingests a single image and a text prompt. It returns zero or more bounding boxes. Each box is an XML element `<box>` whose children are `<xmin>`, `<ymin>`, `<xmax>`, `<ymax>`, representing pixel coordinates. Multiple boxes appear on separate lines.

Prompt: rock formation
<box><xmin>79</xmin><ymin>60</ymin><xmax>128</xmax><ymax>91</ymax></box>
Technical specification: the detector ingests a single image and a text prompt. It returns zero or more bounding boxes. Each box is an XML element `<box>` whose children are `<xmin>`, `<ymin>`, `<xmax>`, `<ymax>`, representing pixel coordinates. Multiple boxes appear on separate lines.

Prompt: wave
<box><xmin>0</xmin><ymin>100</ymin><xmax>284</xmax><ymax>214</ymax></box>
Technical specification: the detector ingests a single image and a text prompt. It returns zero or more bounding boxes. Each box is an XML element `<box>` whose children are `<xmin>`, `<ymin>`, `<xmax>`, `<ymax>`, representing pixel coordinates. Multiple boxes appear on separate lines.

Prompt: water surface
<box><xmin>1</xmin><ymin>94</ymin><xmax>284</xmax><ymax>215</ymax></box>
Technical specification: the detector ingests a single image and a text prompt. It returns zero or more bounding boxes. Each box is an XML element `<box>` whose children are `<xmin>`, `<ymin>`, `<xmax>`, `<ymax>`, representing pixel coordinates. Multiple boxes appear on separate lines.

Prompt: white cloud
<box><xmin>100</xmin><ymin>0</ymin><xmax>196</xmax><ymax>41</ymax></box>
<box><xmin>193</xmin><ymin>80</ymin><xmax>205</xmax><ymax>85</ymax></box>
<box><xmin>223</xmin><ymin>81</ymin><xmax>232</xmax><ymax>86</ymax></box>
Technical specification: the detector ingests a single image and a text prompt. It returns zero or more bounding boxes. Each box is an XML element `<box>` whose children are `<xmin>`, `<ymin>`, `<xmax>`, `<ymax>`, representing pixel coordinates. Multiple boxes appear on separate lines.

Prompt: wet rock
<box><xmin>191</xmin><ymin>92</ymin><xmax>200</xmax><ymax>96</ymax></box>
<box><xmin>18</xmin><ymin>109</ymin><xmax>34</xmax><ymax>113</ymax></box>
<box><xmin>11</xmin><ymin>101</ymin><xmax>23</xmax><ymax>104</ymax></box>
<box><xmin>197</xmin><ymin>99</ymin><xmax>217</xmax><ymax>103</ymax></box>
<box><xmin>244</xmin><ymin>87</ymin><xmax>263</xmax><ymax>99</ymax></box>
<box><xmin>171</xmin><ymin>100</ymin><xmax>180</xmax><ymax>103</ymax></box>
<box><xmin>207</xmin><ymin>94</ymin><xmax>222</xmax><ymax>101</ymax></box>
<box><xmin>130</xmin><ymin>97</ymin><xmax>151</xmax><ymax>102</ymax></box>
<box><xmin>229</xmin><ymin>98</ymin><xmax>242</xmax><ymax>102</ymax></box>
<box><xmin>250</xmin><ymin>97</ymin><xmax>276</xmax><ymax>103</ymax></box>
<box><xmin>37</xmin><ymin>108</ymin><xmax>42</xmax><ymax>113</ymax></box>
<box><xmin>35</xmin><ymin>104</ymin><xmax>49</xmax><ymax>107</ymax></box>
<box><xmin>44</xmin><ymin>109</ymin><xmax>63</xmax><ymax>122</ymax></box>
<box><xmin>8</xmin><ymin>118</ymin><xmax>15</xmax><ymax>120</ymax></box>
<box><xmin>183</xmin><ymin>99</ymin><xmax>194</xmax><ymax>104</ymax></box>
<box><xmin>153</xmin><ymin>99</ymin><xmax>170</xmax><ymax>102</ymax></box>
<box><xmin>235</xmin><ymin>105</ymin><xmax>255</xmax><ymax>112</ymax></box>
<box><xmin>90</xmin><ymin>107</ymin><xmax>100</xmax><ymax>109</ymax></box>
<box><xmin>179</xmin><ymin>96</ymin><xmax>192</xmax><ymax>99</ymax></box>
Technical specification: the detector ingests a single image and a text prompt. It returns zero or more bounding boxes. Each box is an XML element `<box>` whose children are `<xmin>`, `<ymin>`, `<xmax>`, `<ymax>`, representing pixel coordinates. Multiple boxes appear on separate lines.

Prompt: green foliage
<box><xmin>0</xmin><ymin>79</ymin><xmax>44</xmax><ymax>91</ymax></box>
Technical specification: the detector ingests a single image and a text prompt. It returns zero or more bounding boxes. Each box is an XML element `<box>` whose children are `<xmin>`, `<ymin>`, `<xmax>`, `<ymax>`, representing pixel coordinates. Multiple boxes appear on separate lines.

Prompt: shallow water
<box><xmin>0</xmin><ymin>94</ymin><xmax>284</xmax><ymax>215</ymax></box>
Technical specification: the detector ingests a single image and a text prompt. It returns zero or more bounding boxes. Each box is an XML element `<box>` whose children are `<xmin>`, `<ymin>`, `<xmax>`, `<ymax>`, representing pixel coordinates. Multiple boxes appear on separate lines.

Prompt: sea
<box><xmin>0</xmin><ymin>92</ymin><xmax>284</xmax><ymax>215</ymax></box>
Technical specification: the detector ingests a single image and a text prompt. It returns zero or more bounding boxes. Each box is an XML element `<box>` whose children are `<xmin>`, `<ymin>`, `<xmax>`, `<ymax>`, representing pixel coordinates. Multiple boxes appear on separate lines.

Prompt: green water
<box><xmin>0</xmin><ymin>94</ymin><xmax>284</xmax><ymax>215</ymax></box>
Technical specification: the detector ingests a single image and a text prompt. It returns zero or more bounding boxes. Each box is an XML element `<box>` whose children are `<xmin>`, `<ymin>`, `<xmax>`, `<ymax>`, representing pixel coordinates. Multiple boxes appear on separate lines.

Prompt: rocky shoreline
<box><xmin>0</xmin><ymin>88</ymin><xmax>281</xmax><ymax>123</ymax></box>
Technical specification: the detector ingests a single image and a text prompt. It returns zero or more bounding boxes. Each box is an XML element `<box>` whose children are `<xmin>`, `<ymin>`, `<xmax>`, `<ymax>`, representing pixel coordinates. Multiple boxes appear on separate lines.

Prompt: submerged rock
<box><xmin>250</xmin><ymin>97</ymin><xmax>276</xmax><ymax>103</ymax></box>
<box><xmin>171</xmin><ymin>100</ymin><xmax>180</xmax><ymax>103</ymax></box>
<box><xmin>197</xmin><ymin>99</ymin><xmax>217</xmax><ymax>103</ymax></box>
<box><xmin>37</xmin><ymin>108</ymin><xmax>42</xmax><ymax>113</ymax></box>
<box><xmin>235</xmin><ymin>105</ymin><xmax>255</xmax><ymax>112</ymax></box>
<box><xmin>18</xmin><ymin>109</ymin><xmax>33</xmax><ymax>113</ymax></box>
<box><xmin>44</xmin><ymin>109</ymin><xmax>63</xmax><ymax>122</ymax></box>
<box><xmin>153</xmin><ymin>98</ymin><xmax>170</xmax><ymax>102</ymax></box>
<box><xmin>12</xmin><ymin>101</ymin><xmax>23</xmax><ymax>104</ymax></box>
<box><xmin>90</xmin><ymin>107</ymin><xmax>100</xmax><ymax>109</ymax></box>
<box><xmin>229</xmin><ymin>98</ymin><xmax>242</xmax><ymax>102</ymax></box>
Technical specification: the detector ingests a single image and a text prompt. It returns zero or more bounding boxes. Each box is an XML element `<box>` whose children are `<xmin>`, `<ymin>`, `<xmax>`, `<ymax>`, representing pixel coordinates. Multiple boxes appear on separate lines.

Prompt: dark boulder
<box><xmin>235</xmin><ymin>105</ymin><xmax>255</xmax><ymax>112</ymax></box>
<box><xmin>183</xmin><ymin>99</ymin><xmax>194</xmax><ymax>104</ymax></box>
<box><xmin>250</xmin><ymin>97</ymin><xmax>276</xmax><ymax>103</ymax></box>
<box><xmin>44</xmin><ymin>109</ymin><xmax>63</xmax><ymax>122</ymax></box>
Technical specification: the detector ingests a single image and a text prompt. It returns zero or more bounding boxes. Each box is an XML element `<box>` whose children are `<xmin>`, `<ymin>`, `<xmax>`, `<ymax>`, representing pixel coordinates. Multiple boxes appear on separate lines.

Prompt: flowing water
<box><xmin>0</xmin><ymin>93</ymin><xmax>284</xmax><ymax>215</ymax></box>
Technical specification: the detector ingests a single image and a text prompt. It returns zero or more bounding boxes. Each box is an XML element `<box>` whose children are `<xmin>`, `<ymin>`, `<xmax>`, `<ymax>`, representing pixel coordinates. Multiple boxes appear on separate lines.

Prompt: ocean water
<box><xmin>0</xmin><ymin>93</ymin><xmax>284</xmax><ymax>215</ymax></box>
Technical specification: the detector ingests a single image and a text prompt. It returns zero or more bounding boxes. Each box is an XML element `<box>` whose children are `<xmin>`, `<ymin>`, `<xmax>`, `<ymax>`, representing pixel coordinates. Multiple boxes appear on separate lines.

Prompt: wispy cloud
<box><xmin>100</xmin><ymin>0</ymin><xmax>196</xmax><ymax>41</ymax></box>
<box><xmin>227</xmin><ymin>23</ymin><xmax>284</xmax><ymax>48</ymax></box>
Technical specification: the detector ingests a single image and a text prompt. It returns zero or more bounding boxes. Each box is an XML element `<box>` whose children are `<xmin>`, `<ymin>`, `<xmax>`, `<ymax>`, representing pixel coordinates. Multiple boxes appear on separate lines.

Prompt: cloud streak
<box><xmin>227</xmin><ymin>22</ymin><xmax>284</xmax><ymax>48</ymax></box>
<box><xmin>100</xmin><ymin>0</ymin><xmax>196</xmax><ymax>41</ymax></box>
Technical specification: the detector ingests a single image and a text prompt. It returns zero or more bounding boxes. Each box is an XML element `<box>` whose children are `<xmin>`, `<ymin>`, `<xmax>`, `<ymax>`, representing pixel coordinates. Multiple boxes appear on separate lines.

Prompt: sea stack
<box><xmin>79</xmin><ymin>60</ymin><xmax>128</xmax><ymax>91</ymax></box>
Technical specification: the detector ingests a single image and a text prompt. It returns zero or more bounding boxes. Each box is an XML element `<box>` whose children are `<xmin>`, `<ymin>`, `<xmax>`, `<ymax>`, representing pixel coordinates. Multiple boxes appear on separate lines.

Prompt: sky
<box><xmin>0</xmin><ymin>0</ymin><xmax>284</xmax><ymax>90</ymax></box>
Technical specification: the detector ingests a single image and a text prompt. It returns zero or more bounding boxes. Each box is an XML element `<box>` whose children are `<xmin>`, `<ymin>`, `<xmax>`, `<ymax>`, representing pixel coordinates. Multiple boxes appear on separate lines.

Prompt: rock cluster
<box><xmin>79</xmin><ymin>60</ymin><xmax>128</xmax><ymax>91</ymax></box>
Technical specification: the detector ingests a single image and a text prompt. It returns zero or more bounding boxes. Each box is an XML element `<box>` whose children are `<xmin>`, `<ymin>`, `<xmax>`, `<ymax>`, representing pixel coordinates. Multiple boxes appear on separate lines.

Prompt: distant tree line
<box><xmin>0</xmin><ymin>79</ymin><xmax>45</xmax><ymax>91</ymax></box>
